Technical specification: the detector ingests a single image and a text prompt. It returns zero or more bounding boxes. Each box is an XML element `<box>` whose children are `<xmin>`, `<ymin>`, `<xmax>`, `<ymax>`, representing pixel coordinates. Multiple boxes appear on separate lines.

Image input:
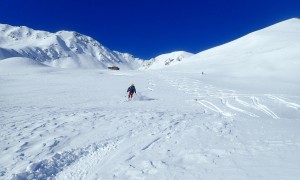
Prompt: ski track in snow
<box><xmin>266</xmin><ymin>94</ymin><xmax>300</xmax><ymax>110</ymax></box>
<box><xmin>157</xmin><ymin>74</ymin><xmax>289</xmax><ymax>119</ymax></box>
<box><xmin>251</xmin><ymin>97</ymin><xmax>280</xmax><ymax>119</ymax></box>
<box><xmin>222</xmin><ymin>98</ymin><xmax>259</xmax><ymax>117</ymax></box>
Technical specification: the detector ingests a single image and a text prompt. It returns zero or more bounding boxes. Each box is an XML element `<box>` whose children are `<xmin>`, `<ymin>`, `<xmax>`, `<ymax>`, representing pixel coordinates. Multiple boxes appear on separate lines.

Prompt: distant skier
<box><xmin>127</xmin><ymin>83</ymin><xmax>136</xmax><ymax>100</ymax></box>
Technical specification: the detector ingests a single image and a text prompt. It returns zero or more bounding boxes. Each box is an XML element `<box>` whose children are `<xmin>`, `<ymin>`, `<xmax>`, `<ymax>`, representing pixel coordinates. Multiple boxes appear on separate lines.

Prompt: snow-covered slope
<box><xmin>170</xmin><ymin>18</ymin><xmax>300</xmax><ymax>83</ymax></box>
<box><xmin>0</xmin><ymin>57</ymin><xmax>46</xmax><ymax>68</ymax></box>
<box><xmin>141</xmin><ymin>51</ymin><xmax>194</xmax><ymax>69</ymax></box>
<box><xmin>1</xmin><ymin>66</ymin><xmax>300</xmax><ymax>179</ymax></box>
<box><xmin>0</xmin><ymin>24</ymin><xmax>142</xmax><ymax>69</ymax></box>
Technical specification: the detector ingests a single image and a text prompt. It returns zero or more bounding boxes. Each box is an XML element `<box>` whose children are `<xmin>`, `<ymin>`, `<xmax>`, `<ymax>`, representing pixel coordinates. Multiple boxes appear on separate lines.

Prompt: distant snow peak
<box><xmin>0</xmin><ymin>24</ymin><xmax>143</xmax><ymax>69</ymax></box>
<box><xmin>141</xmin><ymin>51</ymin><xmax>194</xmax><ymax>69</ymax></box>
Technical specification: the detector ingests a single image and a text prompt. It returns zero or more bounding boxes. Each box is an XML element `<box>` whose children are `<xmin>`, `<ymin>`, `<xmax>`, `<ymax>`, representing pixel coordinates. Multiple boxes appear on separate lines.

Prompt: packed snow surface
<box><xmin>1</xmin><ymin>18</ymin><xmax>300</xmax><ymax>179</ymax></box>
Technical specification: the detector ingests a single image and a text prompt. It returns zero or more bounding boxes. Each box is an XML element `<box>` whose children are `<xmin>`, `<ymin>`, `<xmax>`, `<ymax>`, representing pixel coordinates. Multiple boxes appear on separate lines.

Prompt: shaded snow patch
<box><xmin>12</xmin><ymin>142</ymin><xmax>109</xmax><ymax>180</ymax></box>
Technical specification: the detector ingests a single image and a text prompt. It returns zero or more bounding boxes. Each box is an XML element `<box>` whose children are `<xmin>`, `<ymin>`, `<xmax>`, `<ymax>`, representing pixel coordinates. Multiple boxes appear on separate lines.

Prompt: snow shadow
<box><xmin>135</xmin><ymin>93</ymin><xmax>157</xmax><ymax>101</ymax></box>
<box><xmin>12</xmin><ymin>143</ymin><xmax>105</xmax><ymax>180</ymax></box>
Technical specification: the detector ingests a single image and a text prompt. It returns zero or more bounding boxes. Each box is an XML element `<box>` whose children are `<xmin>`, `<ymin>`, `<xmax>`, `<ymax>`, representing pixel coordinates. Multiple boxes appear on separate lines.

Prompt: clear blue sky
<box><xmin>1</xmin><ymin>0</ymin><xmax>300</xmax><ymax>59</ymax></box>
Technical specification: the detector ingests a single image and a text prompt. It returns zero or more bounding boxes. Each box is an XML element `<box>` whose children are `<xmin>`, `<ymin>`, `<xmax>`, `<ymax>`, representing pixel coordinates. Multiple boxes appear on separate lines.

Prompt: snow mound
<box><xmin>0</xmin><ymin>57</ymin><xmax>54</xmax><ymax>75</ymax></box>
<box><xmin>0</xmin><ymin>57</ymin><xmax>47</xmax><ymax>69</ymax></box>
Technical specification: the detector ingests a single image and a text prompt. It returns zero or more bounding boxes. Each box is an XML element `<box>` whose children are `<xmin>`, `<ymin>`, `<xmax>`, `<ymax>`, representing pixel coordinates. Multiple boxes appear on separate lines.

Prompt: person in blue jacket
<box><xmin>127</xmin><ymin>83</ymin><xmax>136</xmax><ymax>100</ymax></box>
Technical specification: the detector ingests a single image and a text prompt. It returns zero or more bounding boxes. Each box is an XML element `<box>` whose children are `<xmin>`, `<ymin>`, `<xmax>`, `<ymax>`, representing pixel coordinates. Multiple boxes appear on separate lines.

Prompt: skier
<box><xmin>127</xmin><ymin>83</ymin><xmax>136</xmax><ymax>100</ymax></box>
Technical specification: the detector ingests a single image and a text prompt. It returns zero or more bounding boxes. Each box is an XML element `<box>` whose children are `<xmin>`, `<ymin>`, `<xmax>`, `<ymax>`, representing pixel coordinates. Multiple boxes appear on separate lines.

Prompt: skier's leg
<box><xmin>128</xmin><ymin>92</ymin><xmax>132</xmax><ymax>99</ymax></box>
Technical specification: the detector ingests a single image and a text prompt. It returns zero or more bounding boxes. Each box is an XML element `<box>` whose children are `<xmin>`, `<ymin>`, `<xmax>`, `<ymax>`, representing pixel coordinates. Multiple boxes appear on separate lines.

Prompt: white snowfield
<box><xmin>0</xmin><ymin>18</ymin><xmax>300</xmax><ymax>180</ymax></box>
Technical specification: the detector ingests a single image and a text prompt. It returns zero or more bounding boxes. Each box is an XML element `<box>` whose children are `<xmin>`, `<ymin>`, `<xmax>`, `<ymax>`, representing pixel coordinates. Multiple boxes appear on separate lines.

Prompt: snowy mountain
<box><xmin>142</xmin><ymin>18</ymin><xmax>300</xmax><ymax>84</ymax></box>
<box><xmin>0</xmin><ymin>24</ymin><xmax>143</xmax><ymax>69</ymax></box>
<box><xmin>169</xmin><ymin>18</ymin><xmax>300</xmax><ymax>83</ymax></box>
<box><xmin>1</xmin><ymin>18</ymin><xmax>300</xmax><ymax>180</ymax></box>
<box><xmin>141</xmin><ymin>51</ymin><xmax>194</xmax><ymax>69</ymax></box>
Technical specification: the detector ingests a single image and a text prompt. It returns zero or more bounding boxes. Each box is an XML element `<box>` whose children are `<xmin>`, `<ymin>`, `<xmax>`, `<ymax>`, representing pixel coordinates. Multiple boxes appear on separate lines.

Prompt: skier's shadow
<box><xmin>136</xmin><ymin>94</ymin><xmax>157</xmax><ymax>101</ymax></box>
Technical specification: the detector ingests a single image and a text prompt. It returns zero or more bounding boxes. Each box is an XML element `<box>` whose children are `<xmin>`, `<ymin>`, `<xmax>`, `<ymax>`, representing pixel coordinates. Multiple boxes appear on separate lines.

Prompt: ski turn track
<box><xmin>157</xmin><ymin>73</ymin><xmax>285</xmax><ymax>119</ymax></box>
<box><xmin>251</xmin><ymin>97</ymin><xmax>280</xmax><ymax>119</ymax></box>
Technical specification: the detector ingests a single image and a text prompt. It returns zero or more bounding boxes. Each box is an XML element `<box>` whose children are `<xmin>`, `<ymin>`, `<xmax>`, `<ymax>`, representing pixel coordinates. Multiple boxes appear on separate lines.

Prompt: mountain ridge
<box><xmin>1</xmin><ymin>18</ymin><xmax>300</xmax><ymax>71</ymax></box>
<box><xmin>0</xmin><ymin>23</ymin><xmax>143</xmax><ymax>69</ymax></box>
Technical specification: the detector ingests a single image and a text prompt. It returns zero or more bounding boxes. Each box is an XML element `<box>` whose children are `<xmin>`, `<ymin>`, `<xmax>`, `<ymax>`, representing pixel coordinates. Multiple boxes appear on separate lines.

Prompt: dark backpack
<box><xmin>127</xmin><ymin>86</ymin><xmax>136</xmax><ymax>93</ymax></box>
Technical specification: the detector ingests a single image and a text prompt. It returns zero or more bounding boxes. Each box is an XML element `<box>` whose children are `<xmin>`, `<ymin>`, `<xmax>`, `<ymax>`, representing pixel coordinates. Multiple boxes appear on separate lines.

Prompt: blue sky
<box><xmin>1</xmin><ymin>0</ymin><xmax>300</xmax><ymax>59</ymax></box>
